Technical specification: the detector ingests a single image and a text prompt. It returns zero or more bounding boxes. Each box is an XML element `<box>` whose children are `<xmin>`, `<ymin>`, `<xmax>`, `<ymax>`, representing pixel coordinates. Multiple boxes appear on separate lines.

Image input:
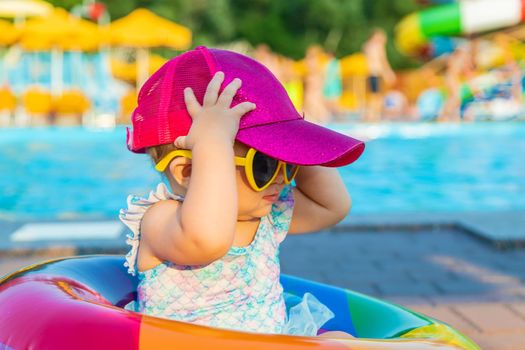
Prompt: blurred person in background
<box><xmin>383</xmin><ymin>82</ymin><xmax>408</xmax><ymax>121</ymax></box>
<box><xmin>439</xmin><ymin>44</ymin><xmax>474</xmax><ymax>122</ymax></box>
<box><xmin>415</xmin><ymin>68</ymin><xmax>445</xmax><ymax>121</ymax></box>
<box><xmin>362</xmin><ymin>28</ymin><xmax>396</xmax><ymax>122</ymax></box>
<box><xmin>303</xmin><ymin>45</ymin><xmax>330</xmax><ymax>123</ymax></box>
<box><xmin>280</xmin><ymin>58</ymin><xmax>304</xmax><ymax>113</ymax></box>
<box><xmin>322</xmin><ymin>51</ymin><xmax>345</xmax><ymax>120</ymax></box>
<box><xmin>253</xmin><ymin>44</ymin><xmax>283</xmax><ymax>82</ymax></box>
<box><xmin>496</xmin><ymin>35</ymin><xmax>524</xmax><ymax>108</ymax></box>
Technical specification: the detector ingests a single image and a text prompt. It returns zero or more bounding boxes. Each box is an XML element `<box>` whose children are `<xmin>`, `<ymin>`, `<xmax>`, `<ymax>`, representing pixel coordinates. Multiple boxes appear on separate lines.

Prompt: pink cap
<box><xmin>127</xmin><ymin>46</ymin><xmax>364</xmax><ymax>166</ymax></box>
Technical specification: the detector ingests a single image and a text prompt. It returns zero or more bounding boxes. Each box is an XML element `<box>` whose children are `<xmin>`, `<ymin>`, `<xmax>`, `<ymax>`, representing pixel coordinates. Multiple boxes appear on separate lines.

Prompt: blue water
<box><xmin>1</xmin><ymin>123</ymin><xmax>524</xmax><ymax>220</ymax></box>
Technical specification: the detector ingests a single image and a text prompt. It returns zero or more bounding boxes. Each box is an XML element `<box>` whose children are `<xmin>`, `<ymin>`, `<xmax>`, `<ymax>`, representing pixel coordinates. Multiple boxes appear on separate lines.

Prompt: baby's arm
<box><xmin>141</xmin><ymin>72</ymin><xmax>256</xmax><ymax>266</ymax></box>
<box><xmin>288</xmin><ymin>166</ymin><xmax>351</xmax><ymax>234</ymax></box>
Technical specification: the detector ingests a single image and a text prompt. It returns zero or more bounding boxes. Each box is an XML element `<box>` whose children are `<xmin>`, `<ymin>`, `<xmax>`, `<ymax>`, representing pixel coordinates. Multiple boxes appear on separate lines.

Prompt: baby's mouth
<box><xmin>262</xmin><ymin>193</ymin><xmax>279</xmax><ymax>202</ymax></box>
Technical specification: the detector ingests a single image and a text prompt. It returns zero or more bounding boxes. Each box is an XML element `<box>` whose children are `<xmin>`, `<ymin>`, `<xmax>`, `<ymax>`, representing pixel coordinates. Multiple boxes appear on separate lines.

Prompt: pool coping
<box><xmin>0</xmin><ymin>210</ymin><xmax>523</xmax><ymax>258</ymax></box>
<box><xmin>339</xmin><ymin>210</ymin><xmax>525</xmax><ymax>250</ymax></box>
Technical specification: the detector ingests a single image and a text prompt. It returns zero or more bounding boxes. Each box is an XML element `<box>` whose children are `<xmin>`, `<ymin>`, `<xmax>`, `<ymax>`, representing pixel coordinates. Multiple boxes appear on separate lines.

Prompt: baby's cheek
<box><xmin>235</xmin><ymin>170</ymin><xmax>273</xmax><ymax>217</ymax></box>
<box><xmin>236</xmin><ymin>173</ymin><xmax>255</xmax><ymax>202</ymax></box>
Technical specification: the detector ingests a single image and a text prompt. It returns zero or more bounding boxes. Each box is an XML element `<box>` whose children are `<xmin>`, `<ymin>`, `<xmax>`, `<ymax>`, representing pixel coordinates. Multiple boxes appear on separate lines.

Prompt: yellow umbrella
<box><xmin>340</xmin><ymin>53</ymin><xmax>368</xmax><ymax>77</ymax></box>
<box><xmin>0</xmin><ymin>19</ymin><xmax>19</xmax><ymax>45</ymax></box>
<box><xmin>0</xmin><ymin>0</ymin><xmax>52</xmax><ymax>19</ymax></box>
<box><xmin>109</xmin><ymin>8</ymin><xmax>191</xmax><ymax>88</ymax></box>
<box><xmin>109</xmin><ymin>8</ymin><xmax>191</xmax><ymax>49</ymax></box>
<box><xmin>111</xmin><ymin>53</ymin><xmax>167</xmax><ymax>83</ymax></box>
<box><xmin>0</xmin><ymin>86</ymin><xmax>16</xmax><ymax>111</ymax></box>
<box><xmin>20</xmin><ymin>8</ymin><xmax>103</xmax><ymax>51</ymax></box>
<box><xmin>61</xmin><ymin>18</ymin><xmax>106</xmax><ymax>52</ymax></box>
<box><xmin>339</xmin><ymin>53</ymin><xmax>368</xmax><ymax>111</ymax></box>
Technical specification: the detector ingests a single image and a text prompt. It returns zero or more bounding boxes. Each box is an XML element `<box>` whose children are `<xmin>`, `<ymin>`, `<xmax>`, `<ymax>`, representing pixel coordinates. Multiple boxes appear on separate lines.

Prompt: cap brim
<box><xmin>236</xmin><ymin>119</ymin><xmax>365</xmax><ymax>167</ymax></box>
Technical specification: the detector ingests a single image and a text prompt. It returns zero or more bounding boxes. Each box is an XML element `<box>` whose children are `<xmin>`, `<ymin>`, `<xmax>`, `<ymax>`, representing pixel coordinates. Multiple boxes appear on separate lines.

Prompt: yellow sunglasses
<box><xmin>155</xmin><ymin>148</ymin><xmax>300</xmax><ymax>192</ymax></box>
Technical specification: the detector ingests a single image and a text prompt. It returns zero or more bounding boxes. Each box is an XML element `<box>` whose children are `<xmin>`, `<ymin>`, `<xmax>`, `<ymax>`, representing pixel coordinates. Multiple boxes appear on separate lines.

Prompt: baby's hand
<box><xmin>175</xmin><ymin>72</ymin><xmax>256</xmax><ymax>149</ymax></box>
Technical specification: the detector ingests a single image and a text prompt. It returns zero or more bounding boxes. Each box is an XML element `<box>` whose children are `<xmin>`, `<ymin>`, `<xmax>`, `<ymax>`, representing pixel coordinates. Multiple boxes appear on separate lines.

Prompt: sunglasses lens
<box><xmin>252</xmin><ymin>151</ymin><xmax>279</xmax><ymax>188</ymax></box>
<box><xmin>285</xmin><ymin>164</ymin><xmax>299</xmax><ymax>181</ymax></box>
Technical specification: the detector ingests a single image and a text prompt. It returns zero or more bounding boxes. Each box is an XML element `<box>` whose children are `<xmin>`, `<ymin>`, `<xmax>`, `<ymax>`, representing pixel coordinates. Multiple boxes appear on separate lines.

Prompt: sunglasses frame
<box><xmin>155</xmin><ymin>148</ymin><xmax>300</xmax><ymax>192</ymax></box>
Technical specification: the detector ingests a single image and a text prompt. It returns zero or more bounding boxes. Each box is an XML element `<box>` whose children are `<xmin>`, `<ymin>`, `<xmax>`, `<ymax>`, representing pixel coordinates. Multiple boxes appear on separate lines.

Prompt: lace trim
<box><xmin>119</xmin><ymin>183</ymin><xmax>183</xmax><ymax>276</ymax></box>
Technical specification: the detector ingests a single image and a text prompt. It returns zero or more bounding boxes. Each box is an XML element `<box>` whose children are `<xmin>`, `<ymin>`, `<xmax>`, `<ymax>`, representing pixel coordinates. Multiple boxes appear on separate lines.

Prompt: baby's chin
<box><xmin>237</xmin><ymin>204</ymin><xmax>273</xmax><ymax>220</ymax></box>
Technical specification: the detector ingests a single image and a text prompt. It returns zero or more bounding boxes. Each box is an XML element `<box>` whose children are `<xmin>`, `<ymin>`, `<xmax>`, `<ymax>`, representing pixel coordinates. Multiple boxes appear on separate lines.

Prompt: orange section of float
<box><xmin>139</xmin><ymin>315</ymin><xmax>347</xmax><ymax>350</ymax></box>
<box><xmin>137</xmin><ymin>309</ymin><xmax>465</xmax><ymax>350</ymax></box>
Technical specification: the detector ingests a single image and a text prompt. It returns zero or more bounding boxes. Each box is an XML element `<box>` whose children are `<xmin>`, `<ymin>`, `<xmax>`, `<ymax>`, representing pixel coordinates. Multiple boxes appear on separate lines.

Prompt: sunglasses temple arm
<box><xmin>155</xmin><ymin>157</ymin><xmax>172</xmax><ymax>172</ymax></box>
<box><xmin>155</xmin><ymin>150</ymin><xmax>193</xmax><ymax>172</ymax></box>
<box><xmin>234</xmin><ymin>156</ymin><xmax>246</xmax><ymax>166</ymax></box>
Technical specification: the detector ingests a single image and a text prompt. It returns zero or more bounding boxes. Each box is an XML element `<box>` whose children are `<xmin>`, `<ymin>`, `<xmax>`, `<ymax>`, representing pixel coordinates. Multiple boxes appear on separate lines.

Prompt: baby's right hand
<box><xmin>174</xmin><ymin>72</ymin><xmax>256</xmax><ymax>149</ymax></box>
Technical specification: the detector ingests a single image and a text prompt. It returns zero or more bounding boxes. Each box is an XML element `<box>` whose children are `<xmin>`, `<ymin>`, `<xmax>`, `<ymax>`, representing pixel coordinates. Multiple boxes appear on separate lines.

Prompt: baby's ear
<box><xmin>168</xmin><ymin>157</ymin><xmax>192</xmax><ymax>187</ymax></box>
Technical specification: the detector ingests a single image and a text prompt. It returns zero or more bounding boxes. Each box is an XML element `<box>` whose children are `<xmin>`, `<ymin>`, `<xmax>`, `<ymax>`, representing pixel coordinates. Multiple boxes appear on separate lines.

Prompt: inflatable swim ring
<box><xmin>0</xmin><ymin>255</ymin><xmax>480</xmax><ymax>349</ymax></box>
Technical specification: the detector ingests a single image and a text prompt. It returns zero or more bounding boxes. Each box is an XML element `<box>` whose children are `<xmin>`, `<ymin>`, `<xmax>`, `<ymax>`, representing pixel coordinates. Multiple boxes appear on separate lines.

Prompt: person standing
<box><xmin>323</xmin><ymin>51</ymin><xmax>345</xmax><ymax>119</ymax></box>
<box><xmin>362</xmin><ymin>28</ymin><xmax>396</xmax><ymax>122</ymax></box>
<box><xmin>303</xmin><ymin>45</ymin><xmax>331</xmax><ymax>123</ymax></box>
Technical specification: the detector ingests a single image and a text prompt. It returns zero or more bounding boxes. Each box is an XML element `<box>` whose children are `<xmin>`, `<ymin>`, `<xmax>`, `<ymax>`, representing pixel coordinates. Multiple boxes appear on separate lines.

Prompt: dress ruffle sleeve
<box><xmin>119</xmin><ymin>183</ymin><xmax>183</xmax><ymax>276</ymax></box>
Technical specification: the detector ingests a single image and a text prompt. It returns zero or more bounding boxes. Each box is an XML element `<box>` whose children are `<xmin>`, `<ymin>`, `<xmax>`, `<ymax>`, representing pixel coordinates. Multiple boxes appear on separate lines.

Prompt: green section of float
<box><xmin>419</xmin><ymin>2</ymin><xmax>462</xmax><ymax>38</ymax></box>
<box><xmin>347</xmin><ymin>290</ymin><xmax>429</xmax><ymax>338</ymax></box>
<box><xmin>347</xmin><ymin>291</ymin><xmax>480</xmax><ymax>349</ymax></box>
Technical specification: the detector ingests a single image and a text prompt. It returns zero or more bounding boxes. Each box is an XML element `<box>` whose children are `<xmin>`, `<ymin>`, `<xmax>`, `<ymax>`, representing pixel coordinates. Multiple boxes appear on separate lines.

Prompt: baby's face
<box><xmin>234</xmin><ymin>142</ymin><xmax>285</xmax><ymax>220</ymax></box>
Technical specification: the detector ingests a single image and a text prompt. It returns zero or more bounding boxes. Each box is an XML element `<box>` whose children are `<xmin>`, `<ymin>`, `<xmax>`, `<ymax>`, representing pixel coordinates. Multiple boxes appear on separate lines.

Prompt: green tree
<box><xmin>47</xmin><ymin>0</ymin><xmax>424</xmax><ymax>67</ymax></box>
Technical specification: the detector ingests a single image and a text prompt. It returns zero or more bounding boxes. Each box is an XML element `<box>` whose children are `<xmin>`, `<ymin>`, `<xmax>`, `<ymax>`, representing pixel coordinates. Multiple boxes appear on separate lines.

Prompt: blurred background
<box><xmin>3</xmin><ymin>0</ymin><xmax>525</xmax><ymax>126</ymax></box>
<box><xmin>0</xmin><ymin>0</ymin><xmax>523</xmax><ymax>220</ymax></box>
<box><xmin>0</xmin><ymin>1</ymin><xmax>524</xmax><ymax>348</ymax></box>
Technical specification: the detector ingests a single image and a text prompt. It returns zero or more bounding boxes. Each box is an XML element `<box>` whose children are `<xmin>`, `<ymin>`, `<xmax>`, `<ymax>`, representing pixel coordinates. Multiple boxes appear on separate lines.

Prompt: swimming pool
<box><xmin>1</xmin><ymin>123</ymin><xmax>524</xmax><ymax>220</ymax></box>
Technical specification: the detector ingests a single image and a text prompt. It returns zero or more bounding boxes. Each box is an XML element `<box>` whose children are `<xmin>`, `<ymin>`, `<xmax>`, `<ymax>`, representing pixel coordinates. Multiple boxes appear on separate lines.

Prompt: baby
<box><xmin>120</xmin><ymin>46</ymin><xmax>364</xmax><ymax>336</ymax></box>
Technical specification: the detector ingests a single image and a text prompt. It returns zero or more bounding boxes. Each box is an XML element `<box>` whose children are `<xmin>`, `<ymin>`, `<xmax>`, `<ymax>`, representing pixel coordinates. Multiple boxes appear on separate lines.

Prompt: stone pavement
<box><xmin>278</xmin><ymin>229</ymin><xmax>525</xmax><ymax>350</ymax></box>
<box><xmin>341</xmin><ymin>211</ymin><xmax>525</xmax><ymax>249</ymax></box>
<box><xmin>1</xmin><ymin>224</ymin><xmax>524</xmax><ymax>349</ymax></box>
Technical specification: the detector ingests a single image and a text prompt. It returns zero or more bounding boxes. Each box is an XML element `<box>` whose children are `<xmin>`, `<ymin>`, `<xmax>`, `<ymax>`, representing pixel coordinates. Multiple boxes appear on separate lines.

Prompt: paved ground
<box><xmin>341</xmin><ymin>211</ymin><xmax>525</xmax><ymax>249</ymax></box>
<box><xmin>279</xmin><ymin>229</ymin><xmax>525</xmax><ymax>350</ymax></box>
<box><xmin>1</xmin><ymin>226</ymin><xmax>524</xmax><ymax>349</ymax></box>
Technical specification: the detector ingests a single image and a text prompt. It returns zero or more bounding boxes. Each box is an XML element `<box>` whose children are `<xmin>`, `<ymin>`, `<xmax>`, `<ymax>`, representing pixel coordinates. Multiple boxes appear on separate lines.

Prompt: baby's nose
<box><xmin>273</xmin><ymin>169</ymin><xmax>285</xmax><ymax>184</ymax></box>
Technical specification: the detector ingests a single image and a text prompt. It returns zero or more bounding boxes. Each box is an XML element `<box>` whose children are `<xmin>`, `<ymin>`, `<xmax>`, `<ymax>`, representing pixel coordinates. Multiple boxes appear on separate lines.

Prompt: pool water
<box><xmin>1</xmin><ymin>123</ymin><xmax>524</xmax><ymax>220</ymax></box>
<box><xmin>335</xmin><ymin>122</ymin><xmax>525</xmax><ymax>214</ymax></box>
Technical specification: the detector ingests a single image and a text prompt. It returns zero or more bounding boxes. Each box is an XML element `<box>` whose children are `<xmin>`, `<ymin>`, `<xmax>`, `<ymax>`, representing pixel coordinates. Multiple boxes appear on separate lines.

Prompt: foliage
<box><xmin>47</xmin><ymin>0</ymin><xmax>425</xmax><ymax>68</ymax></box>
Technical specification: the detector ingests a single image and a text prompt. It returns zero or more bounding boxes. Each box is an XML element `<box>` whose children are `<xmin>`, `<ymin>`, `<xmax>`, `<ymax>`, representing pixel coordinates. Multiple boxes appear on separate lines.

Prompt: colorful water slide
<box><xmin>396</xmin><ymin>0</ymin><xmax>525</xmax><ymax>56</ymax></box>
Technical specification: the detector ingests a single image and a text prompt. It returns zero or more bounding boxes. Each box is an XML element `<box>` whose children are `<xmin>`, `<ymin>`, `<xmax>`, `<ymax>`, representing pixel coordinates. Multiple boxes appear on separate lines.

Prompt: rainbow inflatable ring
<box><xmin>0</xmin><ymin>255</ymin><xmax>480</xmax><ymax>350</ymax></box>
